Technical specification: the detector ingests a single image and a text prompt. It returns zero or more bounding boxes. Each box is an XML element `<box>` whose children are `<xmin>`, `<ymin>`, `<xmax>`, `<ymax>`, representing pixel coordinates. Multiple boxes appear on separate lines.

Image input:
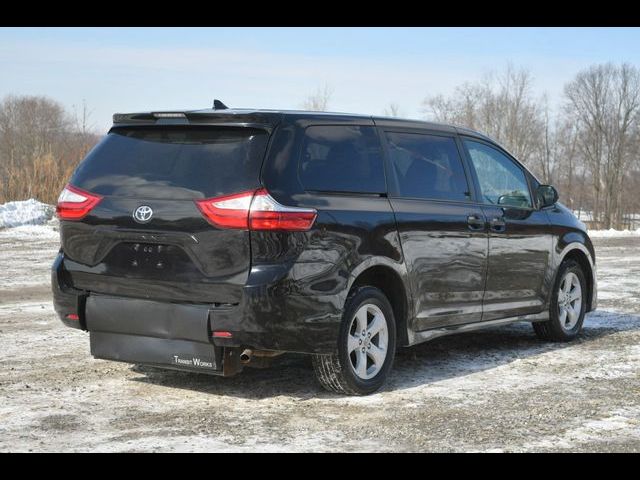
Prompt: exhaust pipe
<box><xmin>240</xmin><ymin>349</ymin><xmax>283</xmax><ymax>365</ymax></box>
<box><xmin>240</xmin><ymin>349</ymin><xmax>253</xmax><ymax>364</ymax></box>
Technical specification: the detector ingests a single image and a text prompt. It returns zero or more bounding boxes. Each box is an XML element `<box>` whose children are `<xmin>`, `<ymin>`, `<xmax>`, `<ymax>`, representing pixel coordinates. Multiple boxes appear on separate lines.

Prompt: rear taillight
<box><xmin>56</xmin><ymin>184</ymin><xmax>102</xmax><ymax>221</ymax></box>
<box><xmin>195</xmin><ymin>190</ymin><xmax>255</xmax><ymax>229</ymax></box>
<box><xmin>195</xmin><ymin>188</ymin><xmax>317</xmax><ymax>231</ymax></box>
<box><xmin>249</xmin><ymin>189</ymin><xmax>318</xmax><ymax>231</ymax></box>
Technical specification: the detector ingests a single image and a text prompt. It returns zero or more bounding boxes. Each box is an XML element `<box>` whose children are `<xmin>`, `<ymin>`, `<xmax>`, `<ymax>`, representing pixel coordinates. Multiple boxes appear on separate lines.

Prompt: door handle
<box><xmin>489</xmin><ymin>217</ymin><xmax>506</xmax><ymax>233</ymax></box>
<box><xmin>467</xmin><ymin>214</ymin><xmax>486</xmax><ymax>231</ymax></box>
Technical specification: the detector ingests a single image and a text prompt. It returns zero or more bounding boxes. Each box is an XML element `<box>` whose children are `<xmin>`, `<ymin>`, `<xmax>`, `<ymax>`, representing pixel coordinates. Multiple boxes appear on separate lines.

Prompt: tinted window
<box><xmin>71</xmin><ymin>127</ymin><xmax>268</xmax><ymax>200</ymax></box>
<box><xmin>299</xmin><ymin>125</ymin><xmax>385</xmax><ymax>193</ymax></box>
<box><xmin>464</xmin><ymin>139</ymin><xmax>532</xmax><ymax>208</ymax></box>
<box><xmin>386</xmin><ymin>132</ymin><xmax>470</xmax><ymax>201</ymax></box>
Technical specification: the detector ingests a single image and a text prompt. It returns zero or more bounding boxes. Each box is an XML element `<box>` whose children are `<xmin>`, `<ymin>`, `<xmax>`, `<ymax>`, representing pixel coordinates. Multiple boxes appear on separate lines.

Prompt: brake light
<box><xmin>212</xmin><ymin>331</ymin><xmax>233</xmax><ymax>338</ymax></box>
<box><xmin>56</xmin><ymin>184</ymin><xmax>102</xmax><ymax>221</ymax></box>
<box><xmin>195</xmin><ymin>189</ymin><xmax>317</xmax><ymax>231</ymax></box>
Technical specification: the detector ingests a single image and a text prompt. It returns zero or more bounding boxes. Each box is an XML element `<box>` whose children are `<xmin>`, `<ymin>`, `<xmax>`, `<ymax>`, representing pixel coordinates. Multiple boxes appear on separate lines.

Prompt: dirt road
<box><xmin>1</xmin><ymin>225</ymin><xmax>639</xmax><ymax>452</ymax></box>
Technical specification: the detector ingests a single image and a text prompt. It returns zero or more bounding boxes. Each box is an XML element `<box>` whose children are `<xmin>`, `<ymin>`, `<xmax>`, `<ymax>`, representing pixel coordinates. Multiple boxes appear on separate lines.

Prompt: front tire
<box><xmin>533</xmin><ymin>259</ymin><xmax>587</xmax><ymax>342</ymax></box>
<box><xmin>312</xmin><ymin>286</ymin><xmax>396</xmax><ymax>395</ymax></box>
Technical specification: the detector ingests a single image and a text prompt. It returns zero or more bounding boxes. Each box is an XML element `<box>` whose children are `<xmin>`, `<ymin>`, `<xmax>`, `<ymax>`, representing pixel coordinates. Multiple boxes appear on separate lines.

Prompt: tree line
<box><xmin>425</xmin><ymin>63</ymin><xmax>640</xmax><ymax>230</ymax></box>
<box><xmin>1</xmin><ymin>62</ymin><xmax>639</xmax><ymax>229</ymax></box>
<box><xmin>0</xmin><ymin>95</ymin><xmax>99</xmax><ymax>205</ymax></box>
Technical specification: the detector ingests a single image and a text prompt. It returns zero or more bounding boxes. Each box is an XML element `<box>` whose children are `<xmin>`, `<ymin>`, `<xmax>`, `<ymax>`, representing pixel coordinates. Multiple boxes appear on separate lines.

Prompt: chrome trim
<box><xmin>411</xmin><ymin>311</ymin><xmax>549</xmax><ymax>345</ymax></box>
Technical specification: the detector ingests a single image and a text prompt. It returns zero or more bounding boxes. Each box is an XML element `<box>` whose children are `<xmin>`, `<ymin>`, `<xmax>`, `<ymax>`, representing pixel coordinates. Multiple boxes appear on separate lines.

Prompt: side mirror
<box><xmin>497</xmin><ymin>192</ymin><xmax>529</xmax><ymax>208</ymax></box>
<box><xmin>537</xmin><ymin>184</ymin><xmax>558</xmax><ymax>208</ymax></box>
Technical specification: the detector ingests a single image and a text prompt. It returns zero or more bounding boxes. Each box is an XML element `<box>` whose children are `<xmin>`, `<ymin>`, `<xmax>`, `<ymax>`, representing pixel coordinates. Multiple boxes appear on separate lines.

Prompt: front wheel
<box><xmin>312</xmin><ymin>286</ymin><xmax>396</xmax><ymax>395</ymax></box>
<box><xmin>533</xmin><ymin>259</ymin><xmax>587</xmax><ymax>342</ymax></box>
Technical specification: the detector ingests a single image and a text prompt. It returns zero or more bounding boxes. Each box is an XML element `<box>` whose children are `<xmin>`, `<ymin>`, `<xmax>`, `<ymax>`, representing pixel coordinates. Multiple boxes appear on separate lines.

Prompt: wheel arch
<box><xmin>557</xmin><ymin>243</ymin><xmax>596</xmax><ymax>312</ymax></box>
<box><xmin>346</xmin><ymin>261</ymin><xmax>411</xmax><ymax>347</ymax></box>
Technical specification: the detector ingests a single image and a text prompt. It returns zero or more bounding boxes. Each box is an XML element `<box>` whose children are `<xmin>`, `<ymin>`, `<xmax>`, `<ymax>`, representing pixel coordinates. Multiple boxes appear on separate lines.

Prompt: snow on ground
<box><xmin>0</xmin><ymin>200</ymin><xmax>60</xmax><ymax>291</ymax></box>
<box><xmin>575</xmin><ymin>210</ymin><xmax>640</xmax><ymax>231</ymax></box>
<box><xmin>0</xmin><ymin>224</ymin><xmax>60</xmax><ymax>291</ymax></box>
<box><xmin>0</xmin><ymin>226</ymin><xmax>638</xmax><ymax>451</ymax></box>
<box><xmin>588</xmin><ymin>228</ymin><xmax>640</xmax><ymax>238</ymax></box>
<box><xmin>0</xmin><ymin>199</ymin><xmax>55</xmax><ymax>229</ymax></box>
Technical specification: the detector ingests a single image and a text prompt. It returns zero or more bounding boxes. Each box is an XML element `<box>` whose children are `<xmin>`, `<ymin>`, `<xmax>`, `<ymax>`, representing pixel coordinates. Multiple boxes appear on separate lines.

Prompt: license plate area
<box><xmin>103</xmin><ymin>242</ymin><xmax>201</xmax><ymax>279</ymax></box>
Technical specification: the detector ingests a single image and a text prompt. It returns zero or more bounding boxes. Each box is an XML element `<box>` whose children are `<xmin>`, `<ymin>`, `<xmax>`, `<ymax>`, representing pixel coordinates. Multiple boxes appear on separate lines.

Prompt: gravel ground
<box><xmin>0</xmin><ymin>226</ymin><xmax>639</xmax><ymax>452</ymax></box>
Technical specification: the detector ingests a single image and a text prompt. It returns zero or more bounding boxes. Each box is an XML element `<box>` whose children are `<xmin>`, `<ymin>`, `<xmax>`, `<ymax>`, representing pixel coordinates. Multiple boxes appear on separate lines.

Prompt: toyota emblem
<box><xmin>133</xmin><ymin>205</ymin><xmax>153</xmax><ymax>223</ymax></box>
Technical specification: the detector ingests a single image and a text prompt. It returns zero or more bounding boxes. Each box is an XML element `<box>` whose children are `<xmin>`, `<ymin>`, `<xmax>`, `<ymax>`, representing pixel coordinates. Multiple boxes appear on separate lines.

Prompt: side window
<box><xmin>385</xmin><ymin>132</ymin><xmax>470</xmax><ymax>201</ymax></box>
<box><xmin>299</xmin><ymin>125</ymin><xmax>385</xmax><ymax>194</ymax></box>
<box><xmin>463</xmin><ymin>139</ymin><xmax>532</xmax><ymax>208</ymax></box>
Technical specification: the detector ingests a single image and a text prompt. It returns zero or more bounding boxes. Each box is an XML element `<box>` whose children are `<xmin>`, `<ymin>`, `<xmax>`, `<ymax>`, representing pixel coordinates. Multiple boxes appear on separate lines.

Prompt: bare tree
<box><xmin>423</xmin><ymin>65</ymin><xmax>546</xmax><ymax>172</ymax></box>
<box><xmin>72</xmin><ymin>99</ymin><xmax>95</xmax><ymax>136</ymax></box>
<box><xmin>423</xmin><ymin>63</ymin><xmax>640</xmax><ymax>228</ymax></box>
<box><xmin>0</xmin><ymin>95</ymin><xmax>70</xmax><ymax>164</ymax></box>
<box><xmin>383</xmin><ymin>103</ymin><xmax>403</xmax><ymax>117</ymax></box>
<box><xmin>301</xmin><ymin>84</ymin><xmax>333</xmax><ymax>112</ymax></box>
<box><xmin>564</xmin><ymin>63</ymin><xmax>640</xmax><ymax>229</ymax></box>
<box><xmin>0</xmin><ymin>95</ymin><xmax>100</xmax><ymax>204</ymax></box>
<box><xmin>552</xmin><ymin>117</ymin><xmax>584</xmax><ymax>211</ymax></box>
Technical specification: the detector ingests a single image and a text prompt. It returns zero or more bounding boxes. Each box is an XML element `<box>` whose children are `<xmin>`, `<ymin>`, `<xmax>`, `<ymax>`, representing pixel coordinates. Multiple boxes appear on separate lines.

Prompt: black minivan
<box><xmin>52</xmin><ymin>106</ymin><xmax>597</xmax><ymax>395</ymax></box>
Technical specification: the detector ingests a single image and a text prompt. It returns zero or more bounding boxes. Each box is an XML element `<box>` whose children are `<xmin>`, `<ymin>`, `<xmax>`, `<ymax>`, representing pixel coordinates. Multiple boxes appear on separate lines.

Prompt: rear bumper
<box><xmin>91</xmin><ymin>331</ymin><xmax>223</xmax><ymax>374</ymax></box>
<box><xmin>51</xmin><ymin>252</ymin><xmax>87</xmax><ymax>330</ymax></box>
<box><xmin>86</xmin><ymin>293</ymin><xmax>223</xmax><ymax>373</ymax></box>
<box><xmin>52</xmin><ymin>253</ymin><xmax>343</xmax><ymax>373</ymax></box>
<box><xmin>209</xmin><ymin>283</ymin><xmax>343</xmax><ymax>354</ymax></box>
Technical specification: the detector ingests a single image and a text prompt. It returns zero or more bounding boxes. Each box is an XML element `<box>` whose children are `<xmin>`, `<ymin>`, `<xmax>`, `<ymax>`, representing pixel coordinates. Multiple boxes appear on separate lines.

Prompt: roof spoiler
<box><xmin>112</xmin><ymin>99</ymin><xmax>229</xmax><ymax>124</ymax></box>
<box><xmin>110</xmin><ymin>110</ymin><xmax>275</xmax><ymax>132</ymax></box>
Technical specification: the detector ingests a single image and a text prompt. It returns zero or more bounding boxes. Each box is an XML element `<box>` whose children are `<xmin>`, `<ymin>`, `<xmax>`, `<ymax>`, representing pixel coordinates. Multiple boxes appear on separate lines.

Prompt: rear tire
<box><xmin>533</xmin><ymin>259</ymin><xmax>587</xmax><ymax>342</ymax></box>
<box><xmin>312</xmin><ymin>286</ymin><xmax>396</xmax><ymax>395</ymax></box>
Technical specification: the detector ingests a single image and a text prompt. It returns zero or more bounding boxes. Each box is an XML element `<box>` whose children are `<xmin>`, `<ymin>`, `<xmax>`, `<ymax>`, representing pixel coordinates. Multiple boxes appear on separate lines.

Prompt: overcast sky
<box><xmin>2</xmin><ymin>27</ymin><xmax>639</xmax><ymax>133</ymax></box>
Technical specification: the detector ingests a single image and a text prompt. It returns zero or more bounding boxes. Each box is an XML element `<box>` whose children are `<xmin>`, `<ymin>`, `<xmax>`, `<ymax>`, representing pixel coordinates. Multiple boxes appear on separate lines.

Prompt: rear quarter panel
<box><xmin>251</xmin><ymin>118</ymin><xmax>408</xmax><ymax>350</ymax></box>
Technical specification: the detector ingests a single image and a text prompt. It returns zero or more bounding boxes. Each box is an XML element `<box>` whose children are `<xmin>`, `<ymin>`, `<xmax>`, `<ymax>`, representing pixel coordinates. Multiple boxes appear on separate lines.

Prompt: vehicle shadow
<box><xmin>129</xmin><ymin>309</ymin><xmax>640</xmax><ymax>400</ymax></box>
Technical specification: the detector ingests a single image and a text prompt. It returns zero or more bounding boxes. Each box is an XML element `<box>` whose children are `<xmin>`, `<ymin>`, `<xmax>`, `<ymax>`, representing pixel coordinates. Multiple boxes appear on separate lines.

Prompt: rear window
<box><xmin>299</xmin><ymin>125</ymin><xmax>385</xmax><ymax>194</ymax></box>
<box><xmin>71</xmin><ymin>127</ymin><xmax>269</xmax><ymax>199</ymax></box>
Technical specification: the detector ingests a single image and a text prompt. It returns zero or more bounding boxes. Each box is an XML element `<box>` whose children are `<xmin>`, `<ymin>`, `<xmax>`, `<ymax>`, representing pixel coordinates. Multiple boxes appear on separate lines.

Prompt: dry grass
<box><xmin>0</xmin><ymin>94</ymin><xmax>100</xmax><ymax>206</ymax></box>
<box><xmin>1</xmin><ymin>153</ymin><xmax>79</xmax><ymax>205</ymax></box>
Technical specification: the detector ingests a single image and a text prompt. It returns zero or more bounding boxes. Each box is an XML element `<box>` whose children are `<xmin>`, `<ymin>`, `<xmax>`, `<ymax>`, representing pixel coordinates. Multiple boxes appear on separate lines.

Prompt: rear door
<box><xmin>460</xmin><ymin>137</ymin><xmax>552</xmax><ymax>320</ymax></box>
<box><xmin>60</xmin><ymin>126</ymin><xmax>270</xmax><ymax>304</ymax></box>
<box><xmin>382</xmin><ymin>129</ymin><xmax>488</xmax><ymax>330</ymax></box>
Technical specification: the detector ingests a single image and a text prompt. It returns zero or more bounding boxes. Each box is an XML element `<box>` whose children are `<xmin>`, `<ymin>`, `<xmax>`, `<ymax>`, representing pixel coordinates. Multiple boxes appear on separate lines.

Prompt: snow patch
<box><xmin>0</xmin><ymin>199</ymin><xmax>55</xmax><ymax>228</ymax></box>
<box><xmin>521</xmin><ymin>407</ymin><xmax>640</xmax><ymax>451</ymax></box>
<box><xmin>588</xmin><ymin>228</ymin><xmax>640</xmax><ymax>238</ymax></box>
<box><xmin>0</xmin><ymin>224</ymin><xmax>59</xmax><ymax>241</ymax></box>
